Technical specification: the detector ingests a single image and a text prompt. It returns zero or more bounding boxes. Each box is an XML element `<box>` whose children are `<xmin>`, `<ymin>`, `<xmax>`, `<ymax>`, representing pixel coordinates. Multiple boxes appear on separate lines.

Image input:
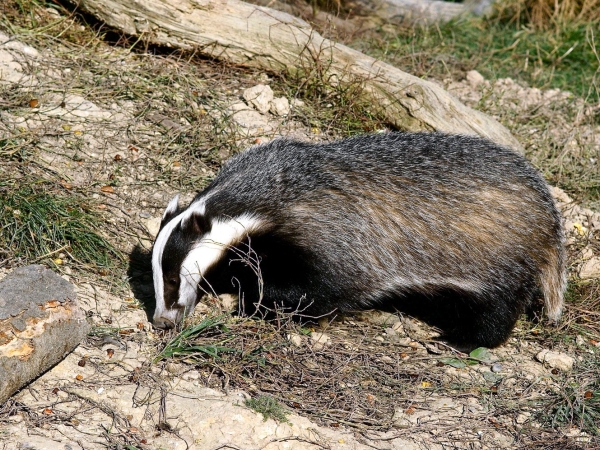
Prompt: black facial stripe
<box><xmin>161</xmin><ymin>222</ymin><xmax>197</xmax><ymax>309</ymax></box>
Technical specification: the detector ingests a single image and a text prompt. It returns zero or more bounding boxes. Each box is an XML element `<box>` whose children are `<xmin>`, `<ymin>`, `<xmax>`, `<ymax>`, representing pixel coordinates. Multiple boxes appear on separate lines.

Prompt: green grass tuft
<box><xmin>539</xmin><ymin>364</ymin><xmax>600</xmax><ymax>436</ymax></box>
<box><xmin>154</xmin><ymin>315</ymin><xmax>238</xmax><ymax>363</ymax></box>
<box><xmin>0</xmin><ymin>179</ymin><xmax>121</xmax><ymax>268</ymax></box>
<box><xmin>245</xmin><ymin>395</ymin><xmax>290</xmax><ymax>423</ymax></box>
<box><xmin>356</xmin><ymin>19</ymin><xmax>599</xmax><ymax>103</ymax></box>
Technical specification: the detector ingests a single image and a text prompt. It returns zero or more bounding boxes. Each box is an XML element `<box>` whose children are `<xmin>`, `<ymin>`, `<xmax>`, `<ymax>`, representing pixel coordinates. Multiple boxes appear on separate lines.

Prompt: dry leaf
<box><xmin>100</xmin><ymin>185</ymin><xmax>115</xmax><ymax>194</ymax></box>
<box><xmin>573</xmin><ymin>222</ymin><xmax>587</xmax><ymax>235</ymax></box>
<box><xmin>29</xmin><ymin>98</ymin><xmax>39</xmax><ymax>108</ymax></box>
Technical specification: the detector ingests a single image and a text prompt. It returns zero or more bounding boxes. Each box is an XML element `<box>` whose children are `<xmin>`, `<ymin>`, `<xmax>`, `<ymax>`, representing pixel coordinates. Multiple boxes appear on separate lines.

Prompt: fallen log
<box><xmin>0</xmin><ymin>265</ymin><xmax>89</xmax><ymax>405</ymax></box>
<box><xmin>65</xmin><ymin>0</ymin><xmax>521</xmax><ymax>150</ymax></box>
<box><xmin>366</xmin><ymin>0</ymin><xmax>495</xmax><ymax>24</ymax></box>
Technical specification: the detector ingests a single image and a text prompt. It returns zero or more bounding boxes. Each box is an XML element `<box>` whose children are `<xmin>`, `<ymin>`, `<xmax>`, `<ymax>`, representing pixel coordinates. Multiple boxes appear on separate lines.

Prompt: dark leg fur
<box><xmin>383</xmin><ymin>285</ymin><xmax>535</xmax><ymax>349</ymax></box>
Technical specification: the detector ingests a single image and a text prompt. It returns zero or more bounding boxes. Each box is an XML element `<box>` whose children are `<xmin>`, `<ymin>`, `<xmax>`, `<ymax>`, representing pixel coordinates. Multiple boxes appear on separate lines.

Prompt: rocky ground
<box><xmin>1</xmin><ymin>12</ymin><xmax>599</xmax><ymax>450</ymax></box>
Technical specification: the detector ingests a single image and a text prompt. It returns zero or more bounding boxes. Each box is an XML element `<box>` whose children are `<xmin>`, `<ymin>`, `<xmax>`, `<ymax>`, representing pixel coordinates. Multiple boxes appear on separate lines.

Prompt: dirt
<box><xmin>0</xmin><ymin>19</ymin><xmax>599</xmax><ymax>450</ymax></box>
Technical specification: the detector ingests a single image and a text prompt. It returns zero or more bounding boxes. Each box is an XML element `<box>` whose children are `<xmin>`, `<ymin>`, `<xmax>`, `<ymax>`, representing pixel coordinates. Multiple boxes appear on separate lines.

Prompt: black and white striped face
<box><xmin>151</xmin><ymin>195</ymin><xmax>264</xmax><ymax>329</ymax></box>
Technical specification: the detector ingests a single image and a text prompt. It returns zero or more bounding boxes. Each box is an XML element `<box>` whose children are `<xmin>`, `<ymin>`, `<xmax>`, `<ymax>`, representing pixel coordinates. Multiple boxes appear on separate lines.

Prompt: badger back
<box><xmin>151</xmin><ymin>132</ymin><xmax>565</xmax><ymax>347</ymax></box>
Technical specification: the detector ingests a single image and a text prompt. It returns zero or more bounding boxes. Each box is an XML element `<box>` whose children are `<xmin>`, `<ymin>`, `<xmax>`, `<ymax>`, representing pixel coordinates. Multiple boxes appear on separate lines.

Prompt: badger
<box><xmin>151</xmin><ymin>132</ymin><xmax>566</xmax><ymax>348</ymax></box>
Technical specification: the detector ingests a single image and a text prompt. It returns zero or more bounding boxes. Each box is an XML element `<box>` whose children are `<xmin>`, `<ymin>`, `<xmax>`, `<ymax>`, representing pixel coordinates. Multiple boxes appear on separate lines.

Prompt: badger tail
<box><xmin>539</xmin><ymin>245</ymin><xmax>567</xmax><ymax>322</ymax></box>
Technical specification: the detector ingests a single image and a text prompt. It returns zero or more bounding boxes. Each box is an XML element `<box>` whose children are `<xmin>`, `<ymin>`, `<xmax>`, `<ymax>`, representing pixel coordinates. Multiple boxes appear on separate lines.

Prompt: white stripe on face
<box><xmin>178</xmin><ymin>215</ymin><xmax>265</xmax><ymax>311</ymax></box>
<box><xmin>152</xmin><ymin>199</ymin><xmax>207</xmax><ymax>323</ymax></box>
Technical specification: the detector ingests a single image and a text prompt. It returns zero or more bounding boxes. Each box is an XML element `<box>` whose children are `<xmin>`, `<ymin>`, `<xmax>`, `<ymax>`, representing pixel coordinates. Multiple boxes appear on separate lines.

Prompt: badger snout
<box><xmin>152</xmin><ymin>307</ymin><xmax>184</xmax><ymax>330</ymax></box>
<box><xmin>152</xmin><ymin>316</ymin><xmax>176</xmax><ymax>330</ymax></box>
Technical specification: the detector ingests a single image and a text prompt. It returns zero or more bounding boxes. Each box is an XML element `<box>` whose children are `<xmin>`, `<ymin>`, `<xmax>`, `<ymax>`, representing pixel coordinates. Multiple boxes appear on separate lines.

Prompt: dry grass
<box><xmin>144</xmin><ymin>309</ymin><xmax>600</xmax><ymax>446</ymax></box>
<box><xmin>493</xmin><ymin>0</ymin><xmax>600</xmax><ymax>29</ymax></box>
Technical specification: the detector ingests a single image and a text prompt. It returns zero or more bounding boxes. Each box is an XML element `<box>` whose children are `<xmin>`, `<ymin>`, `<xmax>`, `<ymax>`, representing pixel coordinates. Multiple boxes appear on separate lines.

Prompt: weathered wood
<box><xmin>0</xmin><ymin>265</ymin><xmax>89</xmax><ymax>405</ymax></box>
<box><xmin>66</xmin><ymin>0</ymin><xmax>521</xmax><ymax>150</ymax></box>
<box><xmin>367</xmin><ymin>0</ymin><xmax>494</xmax><ymax>23</ymax></box>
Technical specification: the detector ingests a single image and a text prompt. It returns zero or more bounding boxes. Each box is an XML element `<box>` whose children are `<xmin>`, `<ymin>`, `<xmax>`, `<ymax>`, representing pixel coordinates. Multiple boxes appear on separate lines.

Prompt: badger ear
<box><xmin>162</xmin><ymin>194</ymin><xmax>180</xmax><ymax>224</ymax></box>
<box><xmin>181</xmin><ymin>212</ymin><xmax>210</xmax><ymax>236</ymax></box>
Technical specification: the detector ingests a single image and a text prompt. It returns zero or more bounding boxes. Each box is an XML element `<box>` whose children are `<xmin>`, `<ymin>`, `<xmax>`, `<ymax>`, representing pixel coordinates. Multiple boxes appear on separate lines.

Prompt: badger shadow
<box><xmin>127</xmin><ymin>244</ymin><xmax>156</xmax><ymax>322</ymax></box>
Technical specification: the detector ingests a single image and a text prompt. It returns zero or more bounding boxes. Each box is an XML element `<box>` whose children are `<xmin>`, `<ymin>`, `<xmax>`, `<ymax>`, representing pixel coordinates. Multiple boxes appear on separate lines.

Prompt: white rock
<box><xmin>466</xmin><ymin>70</ymin><xmax>485</xmax><ymax>88</ymax></box>
<box><xmin>243</xmin><ymin>84</ymin><xmax>274</xmax><ymax>114</ymax></box>
<box><xmin>535</xmin><ymin>350</ymin><xmax>575</xmax><ymax>371</ymax></box>
<box><xmin>491</xmin><ymin>362</ymin><xmax>503</xmax><ymax>373</ymax></box>
<box><xmin>549</xmin><ymin>185</ymin><xmax>573</xmax><ymax>204</ymax></box>
<box><xmin>579</xmin><ymin>256</ymin><xmax>600</xmax><ymax>279</ymax></box>
<box><xmin>309</xmin><ymin>332</ymin><xmax>330</xmax><ymax>350</ymax></box>
<box><xmin>287</xmin><ymin>333</ymin><xmax>303</xmax><ymax>347</ymax></box>
<box><xmin>143</xmin><ymin>217</ymin><xmax>161</xmax><ymax>238</ymax></box>
<box><xmin>230</xmin><ymin>109</ymin><xmax>270</xmax><ymax>133</ymax></box>
<box><xmin>228</xmin><ymin>101</ymin><xmax>252</xmax><ymax>112</ymax></box>
<box><xmin>270</xmin><ymin>97</ymin><xmax>290</xmax><ymax>116</ymax></box>
<box><xmin>397</xmin><ymin>337</ymin><xmax>413</xmax><ymax>347</ymax></box>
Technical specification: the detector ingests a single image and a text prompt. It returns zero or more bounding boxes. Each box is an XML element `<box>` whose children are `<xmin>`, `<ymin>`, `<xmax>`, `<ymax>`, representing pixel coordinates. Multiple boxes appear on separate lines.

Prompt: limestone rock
<box><xmin>0</xmin><ymin>31</ymin><xmax>39</xmax><ymax>86</ymax></box>
<box><xmin>309</xmin><ymin>332</ymin><xmax>330</xmax><ymax>350</ymax></box>
<box><xmin>535</xmin><ymin>350</ymin><xmax>575</xmax><ymax>371</ymax></box>
<box><xmin>243</xmin><ymin>84</ymin><xmax>274</xmax><ymax>114</ymax></box>
<box><xmin>0</xmin><ymin>265</ymin><xmax>89</xmax><ymax>405</ymax></box>
<box><xmin>287</xmin><ymin>333</ymin><xmax>303</xmax><ymax>347</ymax></box>
<box><xmin>143</xmin><ymin>216</ymin><xmax>161</xmax><ymax>238</ymax></box>
<box><xmin>466</xmin><ymin>70</ymin><xmax>485</xmax><ymax>88</ymax></box>
<box><xmin>579</xmin><ymin>256</ymin><xmax>600</xmax><ymax>279</ymax></box>
<box><xmin>270</xmin><ymin>97</ymin><xmax>290</xmax><ymax>116</ymax></box>
<box><xmin>235</xmin><ymin>111</ymin><xmax>271</xmax><ymax>132</ymax></box>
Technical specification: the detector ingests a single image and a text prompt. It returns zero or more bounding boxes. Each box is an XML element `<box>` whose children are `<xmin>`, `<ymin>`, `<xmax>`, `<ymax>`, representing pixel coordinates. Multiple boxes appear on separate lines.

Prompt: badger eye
<box><xmin>166</xmin><ymin>278</ymin><xmax>178</xmax><ymax>286</ymax></box>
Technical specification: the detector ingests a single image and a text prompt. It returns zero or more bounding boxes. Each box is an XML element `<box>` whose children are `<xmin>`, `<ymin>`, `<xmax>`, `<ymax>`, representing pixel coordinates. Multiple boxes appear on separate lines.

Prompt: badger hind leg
<box><xmin>388</xmin><ymin>283</ymin><xmax>537</xmax><ymax>349</ymax></box>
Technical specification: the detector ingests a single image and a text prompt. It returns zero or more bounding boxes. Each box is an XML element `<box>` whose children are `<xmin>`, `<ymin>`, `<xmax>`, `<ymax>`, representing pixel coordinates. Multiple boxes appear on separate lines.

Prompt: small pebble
<box><xmin>491</xmin><ymin>363</ymin><xmax>503</xmax><ymax>373</ymax></box>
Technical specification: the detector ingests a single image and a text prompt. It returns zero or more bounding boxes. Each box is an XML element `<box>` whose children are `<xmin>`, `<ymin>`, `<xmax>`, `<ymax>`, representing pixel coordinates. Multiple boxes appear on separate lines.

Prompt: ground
<box><xmin>0</xmin><ymin>5</ymin><xmax>599</xmax><ymax>450</ymax></box>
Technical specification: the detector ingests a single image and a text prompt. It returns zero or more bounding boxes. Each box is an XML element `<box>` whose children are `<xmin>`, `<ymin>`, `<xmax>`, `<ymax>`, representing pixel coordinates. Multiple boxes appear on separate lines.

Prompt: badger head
<box><xmin>151</xmin><ymin>194</ymin><xmax>264</xmax><ymax>329</ymax></box>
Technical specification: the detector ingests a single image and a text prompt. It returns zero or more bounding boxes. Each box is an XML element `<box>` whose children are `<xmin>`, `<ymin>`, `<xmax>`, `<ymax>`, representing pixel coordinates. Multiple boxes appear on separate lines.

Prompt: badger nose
<box><xmin>153</xmin><ymin>317</ymin><xmax>175</xmax><ymax>330</ymax></box>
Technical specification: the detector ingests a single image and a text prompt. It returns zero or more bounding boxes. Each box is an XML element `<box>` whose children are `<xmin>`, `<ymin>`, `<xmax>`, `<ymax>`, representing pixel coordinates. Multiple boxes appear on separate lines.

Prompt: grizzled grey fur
<box><xmin>153</xmin><ymin>132</ymin><xmax>565</xmax><ymax>348</ymax></box>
